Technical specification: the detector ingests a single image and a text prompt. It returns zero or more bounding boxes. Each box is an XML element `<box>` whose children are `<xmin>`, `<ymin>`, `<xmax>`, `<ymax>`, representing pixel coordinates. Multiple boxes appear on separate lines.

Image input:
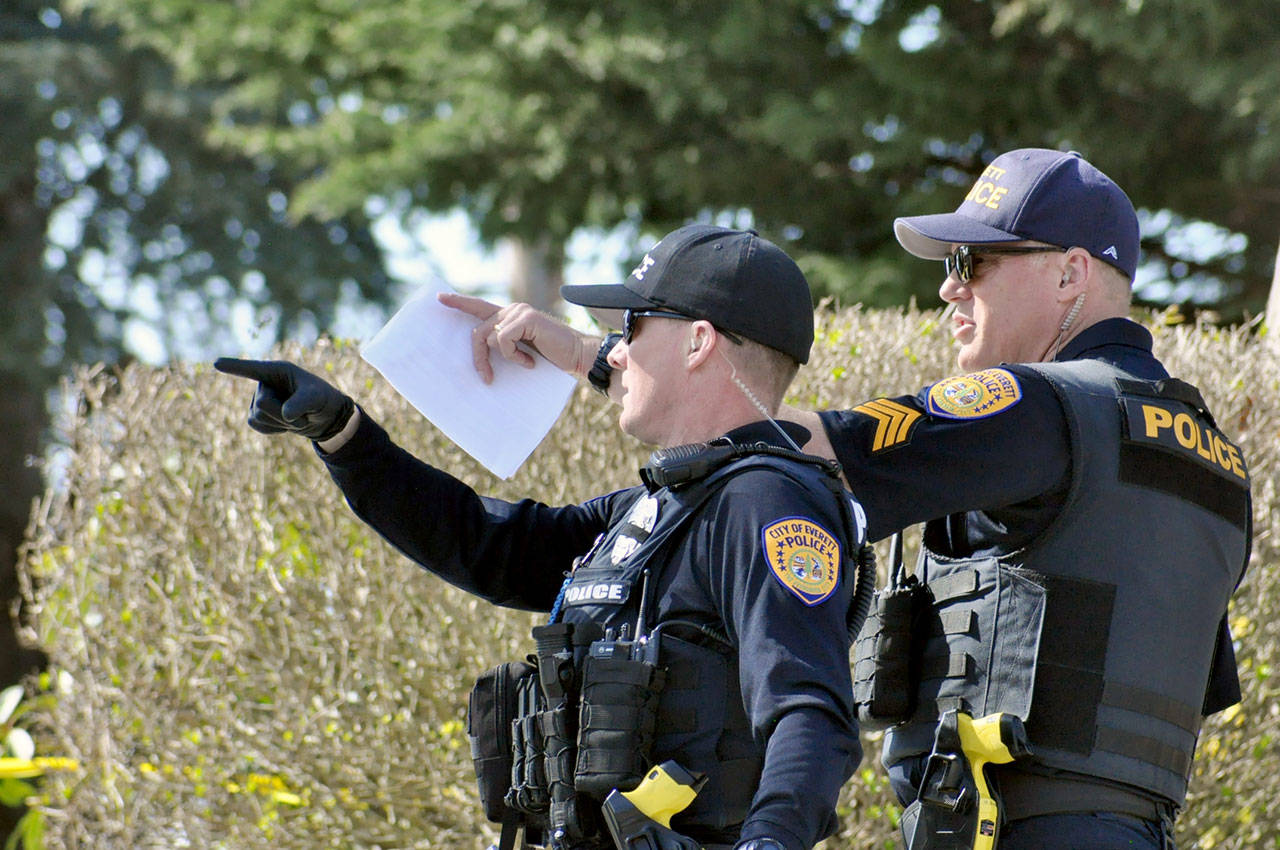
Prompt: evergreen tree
<box><xmin>74</xmin><ymin>0</ymin><xmax>1279</xmax><ymax>317</ymax></box>
<box><xmin>0</xmin><ymin>0</ymin><xmax>390</xmax><ymax>695</ymax></box>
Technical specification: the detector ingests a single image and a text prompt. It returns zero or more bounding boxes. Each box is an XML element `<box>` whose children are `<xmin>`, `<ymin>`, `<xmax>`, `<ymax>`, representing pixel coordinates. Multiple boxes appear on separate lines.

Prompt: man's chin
<box><xmin>616</xmin><ymin>411</ymin><xmax>642</xmax><ymax>441</ymax></box>
<box><xmin>955</xmin><ymin>341</ymin><xmax>991</xmax><ymax>372</ymax></box>
<box><xmin>617</xmin><ymin>415</ymin><xmax>661</xmax><ymax>448</ymax></box>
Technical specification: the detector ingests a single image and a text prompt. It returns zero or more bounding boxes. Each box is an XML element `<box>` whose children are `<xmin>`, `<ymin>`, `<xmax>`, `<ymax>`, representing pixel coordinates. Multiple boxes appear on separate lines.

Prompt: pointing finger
<box><xmin>438</xmin><ymin>291</ymin><xmax>501</xmax><ymax>321</ymax></box>
<box><xmin>213</xmin><ymin>357</ymin><xmax>295</xmax><ymax>393</ymax></box>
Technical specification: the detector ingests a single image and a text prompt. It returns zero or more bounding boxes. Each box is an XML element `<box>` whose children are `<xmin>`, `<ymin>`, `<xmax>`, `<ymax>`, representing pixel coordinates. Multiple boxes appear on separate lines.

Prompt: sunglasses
<box><xmin>621</xmin><ymin>309</ymin><xmax>743</xmax><ymax>346</ymax></box>
<box><xmin>944</xmin><ymin>244</ymin><xmax>1068</xmax><ymax>283</ymax></box>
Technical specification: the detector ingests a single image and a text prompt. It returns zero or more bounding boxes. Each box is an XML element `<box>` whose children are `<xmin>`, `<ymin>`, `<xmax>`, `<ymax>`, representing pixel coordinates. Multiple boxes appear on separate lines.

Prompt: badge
<box><xmin>762</xmin><ymin>517</ymin><xmax>841</xmax><ymax>606</ymax></box>
<box><xmin>611</xmin><ymin>535</ymin><xmax>640</xmax><ymax>565</ymax></box>
<box><xmin>627</xmin><ymin>495</ymin><xmax>660</xmax><ymax>533</ymax></box>
<box><xmin>926</xmin><ymin>368</ymin><xmax>1022</xmax><ymax>419</ymax></box>
<box><xmin>610</xmin><ymin>495</ymin><xmax>659</xmax><ymax>565</ymax></box>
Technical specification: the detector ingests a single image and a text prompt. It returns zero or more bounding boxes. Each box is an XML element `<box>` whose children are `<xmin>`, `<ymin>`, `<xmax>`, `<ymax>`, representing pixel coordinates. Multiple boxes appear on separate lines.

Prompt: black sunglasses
<box><xmin>621</xmin><ymin>309</ymin><xmax>743</xmax><ymax>346</ymax></box>
<box><xmin>944</xmin><ymin>244</ymin><xmax>1068</xmax><ymax>283</ymax></box>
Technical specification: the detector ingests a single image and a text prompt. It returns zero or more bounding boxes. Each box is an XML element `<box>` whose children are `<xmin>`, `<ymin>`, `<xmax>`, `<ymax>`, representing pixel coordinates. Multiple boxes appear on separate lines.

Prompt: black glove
<box><xmin>214</xmin><ymin>357</ymin><xmax>354</xmax><ymax>441</ymax></box>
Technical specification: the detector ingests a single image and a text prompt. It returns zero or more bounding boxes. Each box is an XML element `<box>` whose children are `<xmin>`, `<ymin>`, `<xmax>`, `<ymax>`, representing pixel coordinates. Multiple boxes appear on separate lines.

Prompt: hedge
<box><xmin>15</xmin><ymin>305</ymin><xmax>1280</xmax><ymax>849</ymax></box>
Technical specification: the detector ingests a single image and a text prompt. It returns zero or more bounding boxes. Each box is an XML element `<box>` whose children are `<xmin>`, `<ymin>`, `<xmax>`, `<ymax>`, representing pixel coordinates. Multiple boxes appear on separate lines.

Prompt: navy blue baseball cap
<box><xmin>561</xmin><ymin>224</ymin><xmax>814</xmax><ymax>363</ymax></box>
<box><xmin>894</xmin><ymin>149</ymin><xmax>1140</xmax><ymax>280</ymax></box>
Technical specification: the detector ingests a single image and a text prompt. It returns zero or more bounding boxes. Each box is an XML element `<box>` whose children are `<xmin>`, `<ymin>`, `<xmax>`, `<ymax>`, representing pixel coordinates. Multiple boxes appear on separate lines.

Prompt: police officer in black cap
<box><xmin>217</xmin><ymin>225</ymin><xmax>871</xmax><ymax>850</ymax></box>
<box><xmin>450</xmin><ymin>150</ymin><xmax>1251</xmax><ymax>850</ymax></box>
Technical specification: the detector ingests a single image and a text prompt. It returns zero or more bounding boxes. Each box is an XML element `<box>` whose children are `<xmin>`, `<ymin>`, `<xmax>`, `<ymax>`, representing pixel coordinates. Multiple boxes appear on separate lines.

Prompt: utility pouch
<box><xmin>507</xmin><ymin>668</ymin><xmax>550</xmax><ymax>815</ymax></box>
<box><xmin>529</xmin><ymin>621</ymin><xmax>604</xmax><ymax>846</ymax></box>
<box><xmin>544</xmin><ymin>704</ymin><xmax>601</xmax><ymax>844</ymax></box>
<box><xmin>574</xmin><ymin>639</ymin><xmax>667</xmax><ymax>798</ymax></box>
<box><xmin>854</xmin><ymin>533</ymin><xmax>930</xmax><ymax>728</ymax></box>
<box><xmin>468</xmin><ymin>659</ymin><xmax>538</xmax><ymax>823</ymax></box>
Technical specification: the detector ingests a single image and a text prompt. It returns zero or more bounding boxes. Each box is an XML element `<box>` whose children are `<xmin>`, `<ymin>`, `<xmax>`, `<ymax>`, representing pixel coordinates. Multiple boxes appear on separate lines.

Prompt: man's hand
<box><xmin>437</xmin><ymin>292</ymin><xmax>601</xmax><ymax>385</ymax></box>
<box><xmin>214</xmin><ymin>358</ymin><xmax>354</xmax><ymax>441</ymax></box>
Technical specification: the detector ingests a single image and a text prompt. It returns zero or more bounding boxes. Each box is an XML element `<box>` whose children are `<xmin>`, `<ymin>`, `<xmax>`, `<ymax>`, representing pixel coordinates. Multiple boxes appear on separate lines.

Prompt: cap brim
<box><xmin>894</xmin><ymin>214</ymin><xmax>1022</xmax><ymax>260</ymax></box>
<box><xmin>560</xmin><ymin>282</ymin><xmax>653</xmax><ymax>310</ymax></box>
<box><xmin>560</xmin><ymin>283</ymin><xmax>657</xmax><ymax>332</ymax></box>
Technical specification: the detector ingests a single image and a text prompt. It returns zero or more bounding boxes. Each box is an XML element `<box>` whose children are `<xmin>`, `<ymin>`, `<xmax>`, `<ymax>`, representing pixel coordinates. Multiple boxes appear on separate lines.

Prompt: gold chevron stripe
<box><xmin>853</xmin><ymin>398</ymin><xmax>922</xmax><ymax>452</ymax></box>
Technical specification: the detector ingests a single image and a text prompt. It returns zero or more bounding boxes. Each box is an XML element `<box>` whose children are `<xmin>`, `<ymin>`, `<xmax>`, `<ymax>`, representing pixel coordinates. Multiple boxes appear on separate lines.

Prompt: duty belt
<box><xmin>995</xmin><ymin>768</ymin><xmax>1175</xmax><ymax>824</ymax></box>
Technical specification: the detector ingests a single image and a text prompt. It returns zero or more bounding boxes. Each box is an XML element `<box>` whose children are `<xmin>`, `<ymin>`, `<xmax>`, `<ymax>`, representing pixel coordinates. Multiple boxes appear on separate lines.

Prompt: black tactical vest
<box><xmin>883</xmin><ymin>360</ymin><xmax>1251</xmax><ymax>809</ymax></box>
<box><xmin>555</xmin><ymin>451</ymin><xmax>859</xmax><ymax>839</ymax></box>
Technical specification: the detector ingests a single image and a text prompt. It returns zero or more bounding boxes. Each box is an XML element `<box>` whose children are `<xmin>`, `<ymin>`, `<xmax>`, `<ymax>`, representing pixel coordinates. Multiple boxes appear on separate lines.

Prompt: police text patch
<box><xmin>1117</xmin><ymin>396</ymin><xmax>1250</xmax><ymax>528</ymax></box>
<box><xmin>926</xmin><ymin>369</ymin><xmax>1022</xmax><ymax>419</ymax></box>
<box><xmin>563</xmin><ymin>581</ymin><xmax>630</xmax><ymax>607</ymax></box>
<box><xmin>762</xmin><ymin>517</ymin><xmax>840</xmax><ymax>606</ymax></box>
<box><xmin>1121</xmin><ymin>398</ymin><xmax>1248</xmax><ymax>484</ymax></box>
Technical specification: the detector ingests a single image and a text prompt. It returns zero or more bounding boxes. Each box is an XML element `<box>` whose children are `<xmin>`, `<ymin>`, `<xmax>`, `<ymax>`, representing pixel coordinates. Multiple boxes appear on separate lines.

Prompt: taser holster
<box><xmin>602</xmin><ymin>760</ymin><xmax>705</xmax><ymax>850</ymax></box>
<box><xmin>899</xmin><ymin>711</ymin><xmax>1031</xmax><ymax>850</ymax></box>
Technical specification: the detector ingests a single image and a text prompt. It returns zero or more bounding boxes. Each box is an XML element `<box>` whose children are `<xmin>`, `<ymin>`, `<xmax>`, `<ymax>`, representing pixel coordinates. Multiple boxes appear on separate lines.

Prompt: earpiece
<box><xmin>1045</xmin><ymin>291</ymin><xmax>1086</xmax><ymax>362</ymax></box>
<box><xmin>1060</xmin><ymin>292</ymin><xmax>1085</xmax><ymax>332</ymax></box>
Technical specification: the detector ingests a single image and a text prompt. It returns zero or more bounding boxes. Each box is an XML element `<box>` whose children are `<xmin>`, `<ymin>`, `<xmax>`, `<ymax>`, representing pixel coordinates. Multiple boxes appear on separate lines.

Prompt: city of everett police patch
<box><xmin>926</xmin><ymin>368</ymin><xmax>1022</xmax><ymax>420</ymax></box>
<box><xmin>762</xmin><ymin>517</ymin><xmax>840</xmax><ymax>606</ymax></box>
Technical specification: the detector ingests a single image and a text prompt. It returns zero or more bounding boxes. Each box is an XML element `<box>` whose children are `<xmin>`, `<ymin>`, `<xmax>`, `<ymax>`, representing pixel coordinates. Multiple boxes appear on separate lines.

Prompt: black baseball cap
<box><xmin>894</xmin><ymin>148</ymin><xmax>1140</xmax><ymax>280</ymax></box>
<box><xmin>560</xmin><ymin>224</ymin><xmax>814</xmax><ymax>363</ymax></box>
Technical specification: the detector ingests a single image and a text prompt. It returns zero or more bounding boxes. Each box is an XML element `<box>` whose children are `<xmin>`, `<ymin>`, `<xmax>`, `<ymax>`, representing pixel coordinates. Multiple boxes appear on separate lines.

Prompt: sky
<box><xmin>367</xmin><ymin>209</ymin><xmax>638</xmax><ymax>335</ymax></box>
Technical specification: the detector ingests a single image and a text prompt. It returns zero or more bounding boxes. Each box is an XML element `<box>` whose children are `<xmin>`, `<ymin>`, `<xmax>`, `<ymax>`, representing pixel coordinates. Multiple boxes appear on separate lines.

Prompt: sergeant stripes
<box><xmin>854</xmin><ymin>398</ymin><xmax>922</xmax><ymax>452</ymax></box>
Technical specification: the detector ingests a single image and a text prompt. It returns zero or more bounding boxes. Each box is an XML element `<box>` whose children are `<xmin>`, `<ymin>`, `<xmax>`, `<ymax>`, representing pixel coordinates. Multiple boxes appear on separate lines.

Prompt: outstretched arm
<box><xmin>777</xmin><ymin>404</ymin><xmax>835</xmax><ymax>462</ymax></box>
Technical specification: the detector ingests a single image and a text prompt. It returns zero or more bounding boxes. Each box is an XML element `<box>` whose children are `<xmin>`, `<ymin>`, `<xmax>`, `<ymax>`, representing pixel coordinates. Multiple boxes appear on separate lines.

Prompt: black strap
<box><xmin>587</xmin><ymin>333</ymin><xmax>622</xmax><ymax>395</ymax></box>
<box><xmin>1116</xmin><ymin>376</ymin><xmax>1215</xmax><ymax>426</ymax></box>
<box><xmin>998</xmin><ymin>769</ymin><xmax>1173</xmax><ymax>823</ymax></box>
<box><xmin>887</xmin><ymin>532</ymin><xmax>906</xmax><ymax>587</ymax></box>
<box><xmin>920</xmin><ymin>653</ymin><xmax>973</xmax><ymax>681</ymax></box>
<box><xmin>615</xmin><ymin>521</ymin><xmax>654</xmax><ymax>545</ymax></box>
<box><xmin>576</xmin><ymin>747</ymin><xmax>642</xmax><ymax>775</ymax></box>
<box><xmin>630</xmin><ymin>452</ymin><xmax>842</xmax><ymax>638</ymax></box>
<box><xmin>1094</xmin><ymin>726</ymin><xmax>1193</xmax><ymax>778</ymax></box>
<box><xmin>934</xmin><ymin>610</ymin><xmax>975</xmax><ymax>636</ymax></box>
<box><xmin>1101</xmin><ymin>681</ymin><xmax>1201</xmax><ymax>736</ymax></box>
<box><xmin>498</xmin><ymin>815</ymin><xmax>521</xmax><ymax>850</ymax></box>
<box><xmin>578</xmin><ymin>703</ymin><xmax>645</xmax><ymax>729</ymax></box>
<box><xmin>927</xmin><ymin>570</ymin><xmax>980</xmax><ymax>603</ymax></box>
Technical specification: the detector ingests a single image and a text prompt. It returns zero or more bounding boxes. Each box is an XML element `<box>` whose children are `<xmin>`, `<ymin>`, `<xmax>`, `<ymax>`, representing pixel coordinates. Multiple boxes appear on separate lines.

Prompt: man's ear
<box><xmin>1056</xmin><ymin>248</ymin><xmax>1092</xmax><ymax>302</ymax></box>
<box><xmin>685</xmin><ymin>322</ymin><xmax>718</xmax><ymax>367</ymax></box>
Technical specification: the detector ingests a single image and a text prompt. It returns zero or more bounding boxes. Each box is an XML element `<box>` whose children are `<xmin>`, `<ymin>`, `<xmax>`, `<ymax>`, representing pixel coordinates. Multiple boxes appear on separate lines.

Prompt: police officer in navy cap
<box><xmin>449</xmin><ymin>149</ymin><xmax>1252</xmax><ymax>850</ymax></box>
<box><xmin>217</xmin><ymin>224</ymin><xmax>872</xmax><ymax>850</ymax></box>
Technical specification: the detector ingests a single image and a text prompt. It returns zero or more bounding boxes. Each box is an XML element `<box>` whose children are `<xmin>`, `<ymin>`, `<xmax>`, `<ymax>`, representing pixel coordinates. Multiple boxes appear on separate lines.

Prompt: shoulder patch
<box><xmin>853</xmin><ymin>398</ymin><xmax>923</xmax><ymax>452</ymax></box>
<box><xmin>926</xmin><ymin>368</ymin><xmax>1022</xmax><ymax>420</ymax></box>
<box><xmin>761</xmin><ymin>517</ymin><xmax>841</xmax><ymax>606</ymax></box>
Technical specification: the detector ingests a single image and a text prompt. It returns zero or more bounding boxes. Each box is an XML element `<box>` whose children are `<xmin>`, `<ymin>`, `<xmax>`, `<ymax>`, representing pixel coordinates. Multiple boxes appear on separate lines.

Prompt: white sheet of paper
<box><xmin>361</xmin><ymin>283</ymin><xmax>578</xmax><ymax>479</ymax></box>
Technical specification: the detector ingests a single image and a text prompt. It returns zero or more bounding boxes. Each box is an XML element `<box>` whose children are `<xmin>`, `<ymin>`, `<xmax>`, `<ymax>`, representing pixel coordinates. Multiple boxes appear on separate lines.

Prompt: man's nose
<box><xmin>939</xmin><ymin>273</ymin><xmax>971</xmax><ymax>303</ymax></box>
<box><xmin>606</xmin><ymin>340</ymin><xmax>628</xmax><ymax>369</ymax></box>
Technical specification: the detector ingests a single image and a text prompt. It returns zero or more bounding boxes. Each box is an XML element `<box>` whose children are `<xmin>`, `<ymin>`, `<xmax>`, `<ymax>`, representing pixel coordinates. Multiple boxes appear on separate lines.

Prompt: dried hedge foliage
<box><xmin>16</xmin><ymin>306</ymin><xmax>1280</xmax><ymax>850</ymax></box>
